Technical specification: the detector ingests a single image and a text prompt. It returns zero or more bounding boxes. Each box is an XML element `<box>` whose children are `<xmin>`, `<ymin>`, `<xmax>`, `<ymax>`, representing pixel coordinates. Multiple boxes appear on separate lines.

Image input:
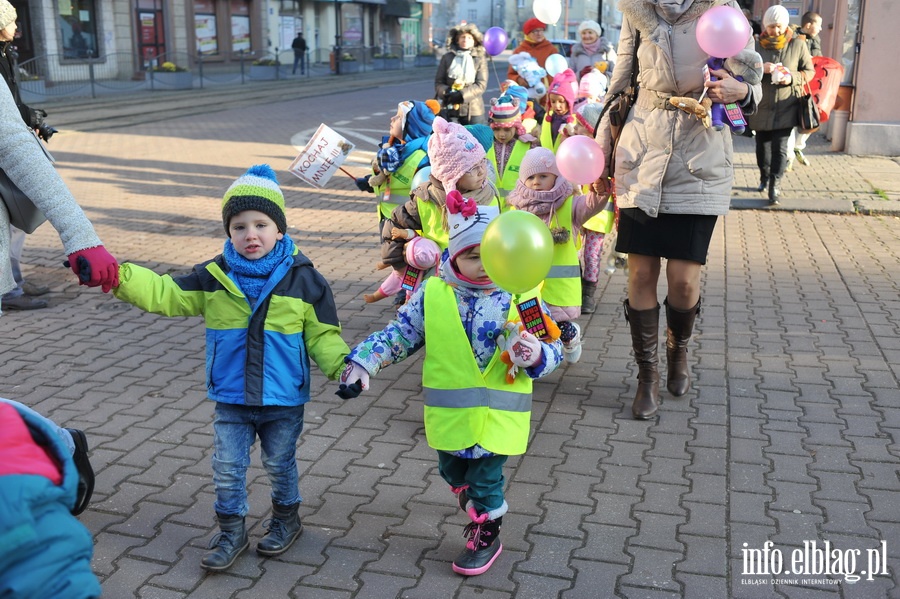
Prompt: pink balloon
<box><xmin>484</xmin><ymin>27</ymin><xmax>509</xmax><ymax>57</ymax></box>
<box><xmin>696</xmin><ymin>5</ymin><xmax>751</xmax><ymax>58</ymax></box>
<box><xmin>556</xmin><ymin>135</ymin><xmax>605</xmax><ymax>185</ymax></box>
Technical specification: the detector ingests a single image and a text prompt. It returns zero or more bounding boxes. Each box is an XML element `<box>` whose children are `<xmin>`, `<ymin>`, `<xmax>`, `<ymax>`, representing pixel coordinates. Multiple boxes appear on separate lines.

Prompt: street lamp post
<box><xmin>334</xmin><ymin>0</ymin><xmax>342</xmax><ymax>75</ymax></box>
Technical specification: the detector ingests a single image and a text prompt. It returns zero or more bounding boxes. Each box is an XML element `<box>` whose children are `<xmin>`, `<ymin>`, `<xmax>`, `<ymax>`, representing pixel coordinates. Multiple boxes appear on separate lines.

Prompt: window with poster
<box><xmin>59</xmin><ymin>0</ymin><xmax>99</xmax><ymax>59</ymax></box>
<box><xmin>195</xmin><ymin>0</ymin><xmax>218</xmax><ymax>55</ymax></box>
<box><xmin>231</xmin><ymin>0</ymin><xmax>250</xmax><ymax>54</ymax></box>
<box><xmin>136</xmin><ymin>0</ymin><xmax>165</xmax><ymax>69</ymax></box>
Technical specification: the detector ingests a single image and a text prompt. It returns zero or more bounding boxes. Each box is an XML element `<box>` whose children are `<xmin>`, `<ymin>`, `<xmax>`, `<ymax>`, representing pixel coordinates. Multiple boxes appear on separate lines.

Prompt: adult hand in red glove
<box><xmin>67</xmin><ymin>246</ymin><xmax>119</xmax><ymax>292</ymax></box>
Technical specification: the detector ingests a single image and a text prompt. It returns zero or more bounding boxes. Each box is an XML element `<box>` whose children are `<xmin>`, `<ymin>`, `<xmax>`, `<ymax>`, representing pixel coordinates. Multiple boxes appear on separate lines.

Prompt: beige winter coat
<box><xmin>596</xmin><ymin>0</ymin><xmax>762</xmax><ymax>218</ymax></box>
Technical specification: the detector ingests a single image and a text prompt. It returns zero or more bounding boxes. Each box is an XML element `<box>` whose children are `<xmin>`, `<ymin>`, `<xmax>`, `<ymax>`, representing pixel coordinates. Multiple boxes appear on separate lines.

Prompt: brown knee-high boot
<box><xmin>624</xmin><ymin>300</ymin><xmax>660</xmax><ymax>420</ymax></box>
<box><xmin>664</xmin><ymin>297</ymin><xmax>701</xmax><ymax>397</ymax></box>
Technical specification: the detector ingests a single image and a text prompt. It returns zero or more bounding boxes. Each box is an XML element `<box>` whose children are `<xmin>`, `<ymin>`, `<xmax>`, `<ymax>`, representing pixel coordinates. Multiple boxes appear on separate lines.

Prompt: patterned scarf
<box><xmin>223</xmin><ymin>234</ymin><xmax>295</xmax><ymax>302</ymax></box>
<box><xmin>447</xmin><ymin>50</ymin><xmax>476</xmax><ymax>86</ymax></box>
<box><xmin>760</xmin><ymin>27</ymin><xmax>793</xmax><ymax>51</ymax></box>
<box><xmin>506</xmin><ymin>174</ymin><xmax>574</xmax><ymax>218</ymax></box>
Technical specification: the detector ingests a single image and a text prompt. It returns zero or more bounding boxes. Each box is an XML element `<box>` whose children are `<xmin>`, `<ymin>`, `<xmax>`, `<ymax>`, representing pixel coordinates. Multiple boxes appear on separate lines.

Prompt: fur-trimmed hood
<box><xmin>618</xmin><ymin>0</ymin><xmax>719</xmax><ymax>36</ymax></box>
<box><xmin>446</xmin><ymin>23</ymin><xmax>485</xmax><ymax>51</ymax></box>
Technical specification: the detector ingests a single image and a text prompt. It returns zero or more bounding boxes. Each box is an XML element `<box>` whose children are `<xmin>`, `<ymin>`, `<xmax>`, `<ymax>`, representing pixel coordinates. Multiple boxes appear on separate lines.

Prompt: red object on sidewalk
<box><xmin>809</xmin><ymin>56</ymin><xmax>844</xmax><ymax>122</ymax></box>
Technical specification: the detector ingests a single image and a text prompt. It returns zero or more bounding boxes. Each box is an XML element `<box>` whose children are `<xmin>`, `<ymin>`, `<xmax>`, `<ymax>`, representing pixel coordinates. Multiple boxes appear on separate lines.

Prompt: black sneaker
<box><xmin>65</xmin><ymin>428</ymin><xmax>94</xmax><ymax>515</ymax></box>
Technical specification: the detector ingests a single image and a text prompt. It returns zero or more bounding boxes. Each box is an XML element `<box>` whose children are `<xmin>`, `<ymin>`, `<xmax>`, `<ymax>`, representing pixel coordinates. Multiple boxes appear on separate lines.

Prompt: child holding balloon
<box><xmin>337</xmin><ymin>191</ymin><xmax>564</xmax><ymax>576</ymax></box>
<box><xmin>381</xmin><ymin>116</ymin><xmax>502</xmax><ymax>273</ymax></box>
<box><xmin>506</xmin><ymin>147</ymin><xmax>608</xmax><ymax>362</ymax></box>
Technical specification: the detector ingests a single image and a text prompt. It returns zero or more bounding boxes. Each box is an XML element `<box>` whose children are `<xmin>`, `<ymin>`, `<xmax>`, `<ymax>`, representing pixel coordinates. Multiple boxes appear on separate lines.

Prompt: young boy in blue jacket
<box><xmin>111</xmin><ymin>165</ymin><xmax>350</xmax><ymax>571</ymax></box>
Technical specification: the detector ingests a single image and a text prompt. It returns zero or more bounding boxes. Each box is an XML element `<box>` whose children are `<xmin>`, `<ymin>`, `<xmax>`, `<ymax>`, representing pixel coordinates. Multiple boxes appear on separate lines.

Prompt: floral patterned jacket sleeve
<box><xmin>348</xmin><ymin>285</ymin><xmax>427</xmax><ymax>375</ymax></box>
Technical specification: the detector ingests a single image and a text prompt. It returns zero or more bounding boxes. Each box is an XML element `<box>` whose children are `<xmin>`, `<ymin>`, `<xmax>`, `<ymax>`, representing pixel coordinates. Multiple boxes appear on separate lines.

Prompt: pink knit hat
<box><xmin>427</xmin><ymin>116</ymin><xmax>487</xmax><ymax>192</ymax></box>
<box><xmin>547</xmin><ymin>68</ymin><xmax>578</xmax><ymax>112</ymax></box>
<box><xmin>404</xmin><ymin>236</ymin><xmax>441</xmax><ymax>269</ymax></box>
<box><xmin>519</xmin><ymin>147</ymin><xmax>560</xmax><ymax>181</ymax></box>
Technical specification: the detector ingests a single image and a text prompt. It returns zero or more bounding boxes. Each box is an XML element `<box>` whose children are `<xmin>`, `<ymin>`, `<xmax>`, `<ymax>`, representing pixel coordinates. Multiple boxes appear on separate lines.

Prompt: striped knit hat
<box><xmin>222</xmin><ymin>164</ymin><xmax>287</xmax><ymax>235</ymax></box>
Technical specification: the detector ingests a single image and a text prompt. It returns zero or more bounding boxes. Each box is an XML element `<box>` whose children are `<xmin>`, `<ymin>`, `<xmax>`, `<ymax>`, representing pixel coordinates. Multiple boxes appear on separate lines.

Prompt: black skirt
<box><xmin>615</xmin><ymin>208</ymin><xmax>718</xmax><ymax>265</ymax></box>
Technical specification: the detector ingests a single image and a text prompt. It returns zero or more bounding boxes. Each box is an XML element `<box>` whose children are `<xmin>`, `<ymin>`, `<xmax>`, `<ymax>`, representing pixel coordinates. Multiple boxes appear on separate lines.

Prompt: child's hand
<box><xmin>506</xmin><ymin>329</ymin><xmax>542</xmax><ymax>368</ymax></box>
<box><xmin>355</xmin><ymin>175</ymin><xmax>374</xmax><ymax>193</ymax></box>
<box><xmin>390</xmin><ymin>227</ymin><xmax>413</xmax><ymax>240</ymax></box>
<box><xmin>590</xmin><ymin>176</ymin><xmax>610</xmax><ymax>196</ymax></box>
<box><xmin>336</xmin><ymin>361</ymin><xmax>370</xmax><ymax>399</ymax></box>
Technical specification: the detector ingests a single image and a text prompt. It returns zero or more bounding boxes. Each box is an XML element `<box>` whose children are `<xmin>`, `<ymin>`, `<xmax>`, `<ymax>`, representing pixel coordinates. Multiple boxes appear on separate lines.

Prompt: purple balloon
<box><xmin>696</xmin><ymin>5</ymin><xmax>751</xmax><ymax>58</ymax></box>
<box><xmin>484</xmin><ymin>27</ymin><xmax>509</xmax><ymax>57</ymax></box>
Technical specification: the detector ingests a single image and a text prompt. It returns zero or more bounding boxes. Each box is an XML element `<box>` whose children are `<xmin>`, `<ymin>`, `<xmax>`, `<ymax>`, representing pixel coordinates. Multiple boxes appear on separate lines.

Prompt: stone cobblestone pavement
<box><xmin>1</xmin><ymin>77</ymin><xmax>898</xmax><ymax>598</ymax></box>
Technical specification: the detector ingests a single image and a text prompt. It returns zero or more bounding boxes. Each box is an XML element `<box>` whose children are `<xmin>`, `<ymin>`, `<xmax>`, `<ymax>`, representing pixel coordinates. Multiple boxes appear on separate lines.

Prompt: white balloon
<box><xmin>533</xmin><ymin>0</ymin><xmax>562</xmax><ymax>25</ymax></box>
<box><xmin>411</xmin><ymin>166</ymin><xmax>431</xmax><ymax>190</ymax></box>
<box><xmin>545</xmin><ymin>54</ymin><xmax>569</xmax><ymax>78</ymax></box>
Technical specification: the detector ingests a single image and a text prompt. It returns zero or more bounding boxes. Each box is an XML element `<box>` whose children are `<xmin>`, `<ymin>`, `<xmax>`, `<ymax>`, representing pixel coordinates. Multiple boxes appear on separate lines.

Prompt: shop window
<box><xmin>195</xmin><ymin>0</ymin><xmax>218</xmax><ymax>55</ymax></box>
<box><xmin>231</xmin><ymin>0</ymin><xmax>250</xmax><ymax>53</ymax></box>
<box><xmin>58</xmin><ymin>0</ymin><xmax>99</xmax><ymax>58</ymax></box>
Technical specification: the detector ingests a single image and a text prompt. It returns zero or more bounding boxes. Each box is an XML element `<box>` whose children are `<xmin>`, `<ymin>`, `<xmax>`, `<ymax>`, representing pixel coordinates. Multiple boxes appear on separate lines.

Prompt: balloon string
<box><xmin>489</xmin><ymin>56</ymin><xmax>503</xmax><ymax>91</ymax></box>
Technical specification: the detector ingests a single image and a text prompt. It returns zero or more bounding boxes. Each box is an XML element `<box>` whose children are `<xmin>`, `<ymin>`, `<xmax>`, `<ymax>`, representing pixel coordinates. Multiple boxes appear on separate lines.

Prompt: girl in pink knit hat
<box><xmin>507</xmin><ymin>147</ymin><xmax>609</xmax><ymax>363</ymax></box>
<box><xmin>540</xmin><ymin>68</ymin><xmax>578</xmax><ymax>152</ymax></box>
<box><xmin>378</xmin><ymin>117</ymin><xmax>504</xmax><ymax>291</ymax></box>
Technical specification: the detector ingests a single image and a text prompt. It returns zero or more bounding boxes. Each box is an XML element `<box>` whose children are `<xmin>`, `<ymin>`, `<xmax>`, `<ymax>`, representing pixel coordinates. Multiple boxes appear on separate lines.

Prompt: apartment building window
<box><xmin>467</xmin><ymin>9</ymin><xmax>477</xmax><ymax>22</ymax></box>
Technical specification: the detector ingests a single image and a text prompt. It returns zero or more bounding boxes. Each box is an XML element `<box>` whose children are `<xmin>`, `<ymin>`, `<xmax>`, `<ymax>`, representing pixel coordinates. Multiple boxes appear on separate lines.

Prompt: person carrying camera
<box><xmin>0</xmin><ymin>0</ymin><xmax>59</xmax><ymax>310</ymax></box>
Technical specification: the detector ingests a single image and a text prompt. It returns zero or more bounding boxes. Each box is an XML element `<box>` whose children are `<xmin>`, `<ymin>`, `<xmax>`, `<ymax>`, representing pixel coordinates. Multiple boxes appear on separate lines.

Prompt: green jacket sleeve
<box><xmin>301</xmin><ymin>281</ymin><xmax>350</xmax><ymax>380</ymax></box>
<box><xmin>113</xmin><ymin>263</ymin><xmax>206</xmax><ymax>317</ymax></box>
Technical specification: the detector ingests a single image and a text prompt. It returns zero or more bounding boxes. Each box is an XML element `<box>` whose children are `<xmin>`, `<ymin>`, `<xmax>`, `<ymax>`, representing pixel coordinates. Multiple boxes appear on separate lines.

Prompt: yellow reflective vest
<box><xmin>422</xmin><ymin>278</ymin><xmax>533</xmax><ymax>456</ymax></box>
<box><xmin>373</xmin><ymin>149</ymin><xmax>426</xmax><ymax>220</ymax></box>
<box><xmin>488</xmin><ymin>140</ymin><xmax>531</xmax><ymax>197</ymax></box>
<box><xmin>539</xmin><ymin>115</ymin><xmax>564</xmax><ymax>152</ymax></box>
<box><xmin>515</xmin><ymin>197</ymin><xmax>580</xmax><ymax>307</ymax></box>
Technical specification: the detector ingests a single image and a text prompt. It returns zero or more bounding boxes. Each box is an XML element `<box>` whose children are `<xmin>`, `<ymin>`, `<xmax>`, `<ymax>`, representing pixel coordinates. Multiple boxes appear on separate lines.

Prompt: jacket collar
<box><xmin>619</xmin><ymin>0</ymin><xmax>717</xmax><ymax>36</ymax></box>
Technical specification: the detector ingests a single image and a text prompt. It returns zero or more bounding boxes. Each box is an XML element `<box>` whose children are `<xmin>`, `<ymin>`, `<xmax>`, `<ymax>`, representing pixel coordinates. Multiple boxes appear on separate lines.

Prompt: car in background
<box><xmin>550</xmin><ymin>39</ymin><xmax>575</xmax><ymax>58</ymax></box>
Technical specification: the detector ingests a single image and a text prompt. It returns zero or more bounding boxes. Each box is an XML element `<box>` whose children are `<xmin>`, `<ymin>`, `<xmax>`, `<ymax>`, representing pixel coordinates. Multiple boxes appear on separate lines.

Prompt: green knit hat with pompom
<box><xmin>221</xmin><ymin>164</ymin><xmax>286</xmax><ymax>235</ymax></box>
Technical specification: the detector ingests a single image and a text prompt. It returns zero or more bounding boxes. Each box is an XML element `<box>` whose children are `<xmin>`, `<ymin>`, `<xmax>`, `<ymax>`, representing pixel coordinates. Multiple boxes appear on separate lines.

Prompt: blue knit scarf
<box><xmin>223</xmin><ymin>234</ymin><xmax>295</xmax><ymax>302</ymax></box>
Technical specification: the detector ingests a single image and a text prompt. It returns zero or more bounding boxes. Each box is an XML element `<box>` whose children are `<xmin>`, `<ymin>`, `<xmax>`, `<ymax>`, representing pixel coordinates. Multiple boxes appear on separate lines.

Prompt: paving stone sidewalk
<box><xmin>1</xmin><ymin>84</ymin><xmax>898</xmax><ymax>598</ymax></box>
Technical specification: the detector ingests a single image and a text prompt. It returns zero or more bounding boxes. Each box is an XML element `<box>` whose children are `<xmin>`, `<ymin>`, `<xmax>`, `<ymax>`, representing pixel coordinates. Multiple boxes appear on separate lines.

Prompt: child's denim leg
<box><xmin>212</xmin><ymin>403</ymin><xmax>255</xmax><ymax>516</ymax></box>
<box><xmin>258</xmin><ymin>405</ymin><xmax>305</xmax><ymax>506</ymax></box>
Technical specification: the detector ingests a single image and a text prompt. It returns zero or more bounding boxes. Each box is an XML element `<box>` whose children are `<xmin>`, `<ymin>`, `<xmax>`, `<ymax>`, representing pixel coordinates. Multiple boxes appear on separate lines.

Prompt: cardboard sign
<box><xmin>288</xmin><ymin>124</ymin><xmax>355</xmax><ymax>188</ymax></box>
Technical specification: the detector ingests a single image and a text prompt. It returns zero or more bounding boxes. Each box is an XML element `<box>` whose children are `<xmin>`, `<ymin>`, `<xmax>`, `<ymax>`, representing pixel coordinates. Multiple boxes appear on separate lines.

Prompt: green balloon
<box><xmin>481</xmin><ymin>210</ymin><xmax>554</xmax><ymax>294</ymax></box>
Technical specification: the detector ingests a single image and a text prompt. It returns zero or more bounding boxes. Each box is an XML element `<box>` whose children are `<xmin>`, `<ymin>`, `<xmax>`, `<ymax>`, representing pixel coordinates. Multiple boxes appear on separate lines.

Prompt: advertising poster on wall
<box><xmin>231</xmin><ymin>15</ymin><xmax>250</xmax><ymax>53</ymax></box>
<box><xmin>195</xmin><ymin>14</ymin><xmax>218</xmax><ymax>54</ymax></box>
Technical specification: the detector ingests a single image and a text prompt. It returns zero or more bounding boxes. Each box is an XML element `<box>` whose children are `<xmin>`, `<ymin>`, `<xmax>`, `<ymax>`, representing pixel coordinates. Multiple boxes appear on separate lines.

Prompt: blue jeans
<box><xmin>437</xmin><ymin>451</ymin><xmax>507</xmax><ymax>515</ymax></box>
<box><xmin>292</xmin><ymin>51</ymin><xmax>305</xmax><ymax>74</ymax></box>
<box><xmin>212</xmin><ymin>402</ymin><xmax>304</xmax><ymax>516</ymax></box>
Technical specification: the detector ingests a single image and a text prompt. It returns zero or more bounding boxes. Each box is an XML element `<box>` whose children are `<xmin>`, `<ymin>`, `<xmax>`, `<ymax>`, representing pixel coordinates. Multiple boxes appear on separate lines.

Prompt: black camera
<box><xmin>32</xmin><ymin>108</ymin><xmax>58</xmax><ymax>142</ymax></box>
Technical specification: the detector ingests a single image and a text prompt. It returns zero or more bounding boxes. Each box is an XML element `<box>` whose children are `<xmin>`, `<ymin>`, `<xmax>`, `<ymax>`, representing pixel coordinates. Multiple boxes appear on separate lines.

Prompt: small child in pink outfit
<box><xmin>365</xmin><ymin>237</ymin><xmax>441</xmax><ymax>303</ymax></box>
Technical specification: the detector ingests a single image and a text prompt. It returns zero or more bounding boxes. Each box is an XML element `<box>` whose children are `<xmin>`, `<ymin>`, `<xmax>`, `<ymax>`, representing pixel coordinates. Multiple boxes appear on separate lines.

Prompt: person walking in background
<box><xmin>291</xmin><ymin>31</ymin><xmax>307</xmax><ymax>75</ymax></box>
<box><xmin>109</xmin><ymin>165</ymin><xmax>351</xmax><ymax>571</ymax></box>
<box><xmin>786</xmin><ymin>11</ymin><xmax>823</xmax><ymax>169</ymax></box>
<box><xmin>507</xmin><ymin>18</ymin><xmax>560</xmax><ymax>106</ymax></box>
<box><xmin>747</xmin><ymin>5</ymin><xmax>814</xmax><ymax>205</ymax></box>
<box><xmin>568</xmin><ymin>20</ymin><xmax>616</xmax><ymax>81</ymax></box>
<box><xmin>434</xmin><ymin>23</ymin><xmax>488</xmax><ymax>126</ymax></box>
<box><xmin>0</xmin><ymin>0</ymin><xmax>57</xmax><ymax>310</ymax></box>
<box><xmin>595</xmin><ymin>0</ymin><xmax>761</xmax><ymax>420</ymax></box>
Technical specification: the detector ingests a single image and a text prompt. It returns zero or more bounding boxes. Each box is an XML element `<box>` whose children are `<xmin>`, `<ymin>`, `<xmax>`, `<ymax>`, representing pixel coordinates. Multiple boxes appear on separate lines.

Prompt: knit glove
<box><xmin>66</xmin><ymin>246</ymin><xmax>119</xmax><ymax>292</ymax></box>
<box><xmin>506</xmin><ymin>329</ymin><xmax>542</xmax><ymax>368</ymax></box>
<box><xmin>445</xmin><ymin>90</ymin><xmax>464</xmax><ymax>105</ymax></box>
<box><xmin>355</xmin><ymin>175</ymin><xmax>374</xmax><ymax>193</ymax></box>
<box><xmin>376</xmin><ymin>145</ymin><xmax>401</xmax><ymax>173</ymax></box>
<box><xmin>336</xmin><ymin>360</ymin><xmax>370</xmax><ymax>399</ymax></box>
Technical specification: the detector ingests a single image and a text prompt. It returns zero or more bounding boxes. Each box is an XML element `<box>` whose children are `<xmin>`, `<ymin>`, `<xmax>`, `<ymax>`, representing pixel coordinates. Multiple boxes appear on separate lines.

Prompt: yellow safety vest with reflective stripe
<box><xmin>583</xmin><ymin>200</ymin><xmax>614</xmax><ymax>234</ymax></box>
<box><xmin>373</xmin><ymin>149</ymin><xmax>426</xmax><ymax>220</ymax></box>
<box><xmin>539</xmin><ymin>116</ymin><xmax>563</xmax><ymax>152</ymax></box>
<box><xmin>487</xmin><ymin>140</ymin><xmax>531</xmax><ymax>197</ymax></box>
<box><xmin>422</xmin><ymin>278</ymin><xmax>533</xmax><ymax>456</ymax></box>
<box><xmin>532</xmin><ymin>197</ymin><xmax>580</xmax><ymax>307</ymax></box>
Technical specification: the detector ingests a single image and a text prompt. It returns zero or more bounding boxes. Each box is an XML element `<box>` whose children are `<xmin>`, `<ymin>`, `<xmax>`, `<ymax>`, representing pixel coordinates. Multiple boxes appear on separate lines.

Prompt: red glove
<box><xmin>67</xmin><ymin>246</ymin><xmax>119</xmax><ymax>292</ymax></box>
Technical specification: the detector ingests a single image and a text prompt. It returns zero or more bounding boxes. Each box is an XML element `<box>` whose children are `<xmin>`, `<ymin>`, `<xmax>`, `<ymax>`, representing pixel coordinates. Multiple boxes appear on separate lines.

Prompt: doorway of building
<box><xmin>136</xmin><ymin>0</ymin><xmax>166</xmax><ymax>69</ymax></box>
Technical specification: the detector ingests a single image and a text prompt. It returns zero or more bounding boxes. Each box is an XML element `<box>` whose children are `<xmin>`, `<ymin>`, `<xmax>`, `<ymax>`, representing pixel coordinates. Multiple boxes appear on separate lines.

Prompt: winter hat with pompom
<box><xmin>404</xmin><ymin>236</ymin><xmax>442</xmax><ymax>270</ymax></box>
<box><xmin>446</xmin><ymin>190</ymin><xmax>499</xmax><ymax>264</ymax></box>
<box><xmin>427</xmin><ymin>116</ymin><xmax>487</xmax><ymax>191</ymax></box>
<box><xmin>519</xmin><ymin>147</ymin><xmax>560</xmax><ymax>181</ymax></box>
<box><xmin>222</xmin><ymin>164</ymin><xmax>286</xmax><ymax>235</ymax></box>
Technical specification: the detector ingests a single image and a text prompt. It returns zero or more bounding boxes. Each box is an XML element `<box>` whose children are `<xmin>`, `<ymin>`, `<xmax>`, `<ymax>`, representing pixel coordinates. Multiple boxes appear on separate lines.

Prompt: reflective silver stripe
<box><xmin>546</xmin><ymin>264</ymin><xmax>581</xmax><ymax>279</ymax></box>
<box><xmin>386</xmin><ymin>193</ymin><xmax>410</xmax><ymax>204</ymax></box>
<box><xmin>423</xmin><ymin>387</ymin><xmax>531</xmax><ymax>412</ymax></box>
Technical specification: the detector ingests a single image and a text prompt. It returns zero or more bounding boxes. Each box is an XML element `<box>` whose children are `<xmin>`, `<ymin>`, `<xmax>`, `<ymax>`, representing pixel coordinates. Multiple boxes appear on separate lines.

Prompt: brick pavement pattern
<box><xmin>2</xmin><ymin>77</ymin><xmax>899</xmax><ymax>598</ymax></box>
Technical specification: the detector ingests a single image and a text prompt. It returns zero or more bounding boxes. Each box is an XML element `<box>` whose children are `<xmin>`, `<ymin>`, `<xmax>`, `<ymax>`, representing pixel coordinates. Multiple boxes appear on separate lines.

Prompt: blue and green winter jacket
<box><xmin>114</xmin><ymin>250</ymin><xmax>349</xmax><ymax>406</ymax></box>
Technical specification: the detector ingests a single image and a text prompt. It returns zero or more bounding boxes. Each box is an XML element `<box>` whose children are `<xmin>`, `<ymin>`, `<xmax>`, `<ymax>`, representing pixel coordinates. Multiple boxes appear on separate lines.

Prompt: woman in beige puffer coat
<box><xmin>595</xmin><ymin>0</ymin><xmax>761</xmax><ymax>420</ymax></box>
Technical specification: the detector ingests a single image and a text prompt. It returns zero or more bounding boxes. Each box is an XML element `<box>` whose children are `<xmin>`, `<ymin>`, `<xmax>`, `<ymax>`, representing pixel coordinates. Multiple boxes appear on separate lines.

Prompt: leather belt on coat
<box><xmin>636</xmin><ymin>89</ymin><xmax>679</xmax><ymax>111</ymax></box>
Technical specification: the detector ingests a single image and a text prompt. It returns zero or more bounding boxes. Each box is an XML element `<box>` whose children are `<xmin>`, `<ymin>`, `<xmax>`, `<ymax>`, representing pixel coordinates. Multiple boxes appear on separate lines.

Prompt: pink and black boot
<box><xmin>452</xmin><ymin>505</ymin><xmax>505</xmax><ymax>576</ymax></box>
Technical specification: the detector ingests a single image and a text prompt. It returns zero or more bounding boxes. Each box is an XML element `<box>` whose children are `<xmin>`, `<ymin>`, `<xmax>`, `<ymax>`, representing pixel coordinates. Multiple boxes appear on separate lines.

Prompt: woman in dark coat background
<box><xmin>434</xmin><ymin>23</ymin><xmax>488</xmax><ymax>126</ymax></box>
<box><xmin>746</xmin><ymin>5</ymin><xmax>814</xmax><ymax>205</ymax></box>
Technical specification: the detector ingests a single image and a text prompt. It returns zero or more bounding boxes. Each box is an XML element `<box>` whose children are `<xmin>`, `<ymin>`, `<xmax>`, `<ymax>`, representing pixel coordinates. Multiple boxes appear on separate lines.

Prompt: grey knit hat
<box><xmin>0</xmin><ymin>0</ymin><xmax>18</xmax><ymax>29</ymax></box>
